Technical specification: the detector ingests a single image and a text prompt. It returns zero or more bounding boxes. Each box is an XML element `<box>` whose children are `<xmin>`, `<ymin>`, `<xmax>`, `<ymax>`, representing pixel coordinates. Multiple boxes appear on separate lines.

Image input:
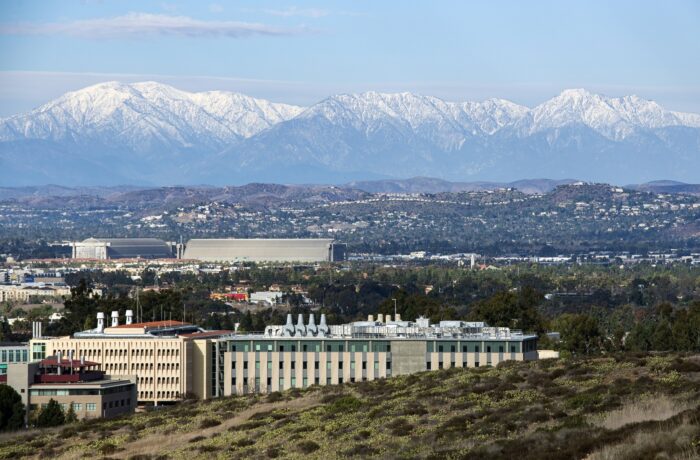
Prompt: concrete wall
<box><xmin>391</xmin><ymin>341</ymin><xmax>426</xmax><ymax>376</ymax></box>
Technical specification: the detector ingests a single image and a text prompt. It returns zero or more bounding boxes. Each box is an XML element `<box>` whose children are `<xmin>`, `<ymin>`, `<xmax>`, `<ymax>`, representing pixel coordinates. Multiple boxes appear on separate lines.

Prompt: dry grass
<box><xmin>592</xmin><ymin>395</ymin><xmax>691</xmax><ymax>431</ymax></box>
<box><xmin>52</xmin><ymin>394</ymin><xmax>322</xmax><ymax>460</ymax></box>
<box><xmin>586</xmin><ymin>421</ymin><xmax>700</xmax><ymax>460</ymax></box>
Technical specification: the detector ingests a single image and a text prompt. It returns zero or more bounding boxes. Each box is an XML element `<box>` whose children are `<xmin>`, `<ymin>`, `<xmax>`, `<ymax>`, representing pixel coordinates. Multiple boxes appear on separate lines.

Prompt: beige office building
<box><xmin>30</xmin><ymin>311</ymin><xmax>231</xmax><ymax>404</ymax></box>
<box><xmin>211</xmin><ymin>314</ymin><xmax>538</xmax><ymax>397</ymax></box>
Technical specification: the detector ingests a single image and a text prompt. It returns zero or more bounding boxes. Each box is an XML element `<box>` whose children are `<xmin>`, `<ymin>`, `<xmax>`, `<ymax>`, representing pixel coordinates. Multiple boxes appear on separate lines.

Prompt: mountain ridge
<box><xmin>1</xmin><ymin>82</ymin><xmax>699</xmax><ymax>186</ymax></box>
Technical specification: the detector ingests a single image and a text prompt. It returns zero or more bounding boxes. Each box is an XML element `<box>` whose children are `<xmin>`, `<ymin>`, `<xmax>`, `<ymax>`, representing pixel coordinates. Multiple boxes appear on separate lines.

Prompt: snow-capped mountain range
<box><xmin>1</xmin><ymin>82</ymin><xmax>699</xmax><ymax>186</ymax></box>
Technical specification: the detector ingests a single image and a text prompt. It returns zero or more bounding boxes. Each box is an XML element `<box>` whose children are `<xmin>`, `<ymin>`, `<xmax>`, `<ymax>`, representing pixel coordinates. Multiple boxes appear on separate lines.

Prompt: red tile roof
<box><xmin>111</xmin><ymin>320</ymin><xmax>190</xmax><ymax>329</ymax></box>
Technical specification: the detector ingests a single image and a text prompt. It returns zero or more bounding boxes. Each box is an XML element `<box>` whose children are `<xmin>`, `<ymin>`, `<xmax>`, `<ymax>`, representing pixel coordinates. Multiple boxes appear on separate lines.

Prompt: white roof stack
<box><xmin>307</xmin><ymin>314</ymin><xmax>318</xmax><ymax>336</ymax></box>
<box><xmin>111</xmin><ymin>311</ymin><xmax>119</xmax><ymax>328</ymax></box>
<box><xmin>318</xmin><ymin>314</ymin><xmax>330</xmax><ymax>335</ymax></box>
<box><xmin>295</xmin><ymin>314</ymin><xmax>306</xmax><ymax>336</ymax></box>
<box><xmin>395</xmin><ymin>313</ymin><xmax>402</xmax><ymax>322</ymax></box>
<box><xmin>377</xmin><ymin>313</ymin><xmax>384</xmax><ymax>323</ymax></box>
<box><xmin>96</xmin><ymin>312</ymin><xmax>105</xmax><ymax>333</ymax></box>
<box><xmin>283</xmin><ymin>314</ymin><xmax>294</xmax><ymax>336</ymax></box>
<box><xmin>368</xmin><ymin>314</ymin><xmax>374</xmax><ymax>322</ymax></box>
<box><xmin>385</xmin><ymin>314</ymin><xmax>392</xmax><ymax>323</ymax></box>
<box><xmin>125</xmin><ymin>309</ymin><xmax>134</xmax><ymax>325</ymax></box>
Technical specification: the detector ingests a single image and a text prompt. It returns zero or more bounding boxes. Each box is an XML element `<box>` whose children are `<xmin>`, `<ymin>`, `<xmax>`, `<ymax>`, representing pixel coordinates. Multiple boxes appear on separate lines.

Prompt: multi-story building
<box><xmin>208</xmin><ymin>313</ymin><xmax>538</xmax><ymax>397</ymax></box>
<box><xmin>30</xmin><ymin>310</ymin><xmax>232</xmax><ymax>404</ymax></box>
<box><xmin>5</xmin><ymin>356</ymin><xmax>136</xmax><ymax>421</ymax></box>
<box><xmin>30</xmin><ymin>313</ymin><xmax>540</xmax><ymax>403</ymax></box>
<box><xmin>0</xmin><ymin>342</ymin><xmax>29</xmax><ymax>378</ymax></box>
<box><xmin>0</xmin><ymin>284</ymin><xmax>72</xmax><ymax>302</ymax></box>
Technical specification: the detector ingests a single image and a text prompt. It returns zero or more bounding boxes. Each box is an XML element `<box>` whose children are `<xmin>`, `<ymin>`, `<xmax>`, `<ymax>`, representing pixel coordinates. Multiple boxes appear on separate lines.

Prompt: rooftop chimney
<box><xmin>125</xmin><ymin>309</ymin><xmax>134</xmax><ymax>325</ymax></box>
<box><xmin>386</xmin><ymin>314</ymin><xmax>392</xmax><ymax>323</ymax></box>
<box><xmin>307</xmin><ymin>314</ymin><xmax>318</xmax><ymax>336</ymax></box>
<box><xmin>377</xmin><ymin>313</ymin><xmax>384</xmax><ymax>323</ymax></box>
<box><xmin>284</xmin><ymin>314</ymin><xmax>294</xmax><ymax>336</ymax></box>
<box><xmin>395</xmin><ymin>313</ymin><xmax>401</xmax><ymax>322</ymax></box>
<box><xmin>96</xmin><ymin>312</ymin><xmax>105</xmax><ymax>333</ymax></box>
<box><xmin>368</xmin><ymin>314</ymin><xmax>374</xmax><ymax>322</ymax></box>
<box><xmin>319</xmin><ymin>314</ymin><xmax>330</xmax><ymax>335</ymax></box>
<box><xmin>295</xmin><ymin>314</ymin><xmax>306</xmax><ymax>336</ymax></box>
<box><xmin>111</xmin><ymin>311</ymin><xmax>119</xmax><ymax>327</ymax></box>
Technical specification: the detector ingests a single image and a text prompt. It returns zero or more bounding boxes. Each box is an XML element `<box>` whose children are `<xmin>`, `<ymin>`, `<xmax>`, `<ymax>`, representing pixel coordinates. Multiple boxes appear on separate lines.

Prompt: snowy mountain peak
<box><xmin>0</xmin><ymin>81</ymin><xmax>305</xmax><ymax>143</ymax></box>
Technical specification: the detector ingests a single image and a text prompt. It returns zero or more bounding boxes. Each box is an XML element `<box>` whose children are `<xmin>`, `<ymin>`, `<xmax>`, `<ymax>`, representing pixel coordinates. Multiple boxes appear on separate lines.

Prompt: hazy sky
<box><xmin>1</xmin><ymin>0</ymin><xmax>699</xmax><ymax>116</ymax></box>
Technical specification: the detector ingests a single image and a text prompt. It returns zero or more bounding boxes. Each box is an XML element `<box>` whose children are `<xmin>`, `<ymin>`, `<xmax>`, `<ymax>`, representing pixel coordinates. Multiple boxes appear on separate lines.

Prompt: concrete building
<box><xmin>30</xmin><ymin>313</ymin><xmax>539</xmax><ymax>403</ymax></box>
<box><xmin>0</xmin><ymin>284</ymin><xmax>72</xmax><ymax>302</ymax></box>
<box><xmin>182</xmin><ymin>238</ymin><xmax>346</xmax><ymax>263</ymax></box>
<box><xmin>72</xmin><ymin>238</ymin><xmax>174</xmax><ymax>260</ymax></box>
<box><xmin>209</xmin><ymin>314</ymin><xmax>538</xmax><ymax>397</ymax></box>
<box><xmin>5</xmin><ymin>356</ymin><xmax>136</xmax><ymax>421</ymax></box>
<box><xmin>29</xmin><ymin>311</ymin><xmax>232</xmax><ymax>404</ymax></box>
<box><xmin>0</xmin><ymin>343</ymin><xmax>29</xmax><ymax>378</ymax></box>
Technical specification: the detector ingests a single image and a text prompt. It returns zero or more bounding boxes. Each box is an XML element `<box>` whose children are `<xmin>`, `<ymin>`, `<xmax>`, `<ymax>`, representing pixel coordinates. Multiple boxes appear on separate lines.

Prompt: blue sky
<box><xmin>1</xmin><ymin>0</ymin><xmax>699</xmax><ymax>116</ymax></box>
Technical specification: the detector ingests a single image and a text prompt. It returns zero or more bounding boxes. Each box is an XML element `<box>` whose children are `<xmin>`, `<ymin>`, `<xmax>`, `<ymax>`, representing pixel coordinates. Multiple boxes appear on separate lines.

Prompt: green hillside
<box><xmin>2</xmin><ymin>354</ymin><xmax>700</xmax><ymax>460</ymax></box>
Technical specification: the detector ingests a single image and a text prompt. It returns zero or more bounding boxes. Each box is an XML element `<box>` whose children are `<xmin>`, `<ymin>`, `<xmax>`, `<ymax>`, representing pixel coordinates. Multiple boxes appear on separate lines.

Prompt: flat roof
<box><xmin>110</xmin><ymin>320</ymin><xmax>190</xmax><ymax>329</ymax></box>
<box><xmin>30</xmin><ymin>379</ymin><xmax>134</xmax><ymax>389</ymax></box>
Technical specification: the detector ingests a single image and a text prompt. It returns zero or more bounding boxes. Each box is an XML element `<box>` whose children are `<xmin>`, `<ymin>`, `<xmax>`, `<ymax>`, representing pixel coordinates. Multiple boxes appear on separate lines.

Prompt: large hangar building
<box><xmin>72</xmin><ymin>238</ymin><xmax>174</xmax><ymax>260</ymax></box>
<box><xmin>182</xmin><ymin>238</ymin><xmax>345</xmax><ymax>263</ymax></box>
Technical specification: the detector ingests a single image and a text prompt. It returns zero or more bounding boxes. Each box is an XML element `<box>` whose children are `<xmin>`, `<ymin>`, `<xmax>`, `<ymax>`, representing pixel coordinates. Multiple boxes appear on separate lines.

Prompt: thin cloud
<box><xmin>0</xmin><ymin>13</ymin><xmax>312</xmax><ymax>39</ymax></box>
<box><xmin>263</xmin><ymin>7</ymin><xmax>330</xmax><ymax>18</ymax></box>
<box><xmin>209</xmin><ymin>4</ymin><xmax>224</xmax><ymax>14</ymax></box>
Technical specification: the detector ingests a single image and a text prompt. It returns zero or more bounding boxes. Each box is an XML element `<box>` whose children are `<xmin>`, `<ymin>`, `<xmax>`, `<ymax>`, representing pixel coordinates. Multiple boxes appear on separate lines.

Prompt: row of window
<box><xmin>55</xmin><ymin>347</ymin><xmax>180</xmax><ymax>359</ymax></box>
<box><xmin>427</xmin><ymin>343</ymin><xmax>520</xmax><ymax>353</ymax></box>
<box><xmin>429</xmin><ymin>361</ymin><xmax>481</xmax><ymax>369</ymax></box>
<box><xmin>0</xmin><ymin>349</ymin><xmax>28</xmax><ymax>363</ymax></box>
<box><xmin>230</xmin><ymin>341</ymin><xmax>391</xmax><ymax>353</ymax></box>
<box><xmin>138</xmin><ymin>390</ymin><xmax>179</xmax><ymax>399</ymax></box>
<box><xmin>137</xmin><ymin>376</ymin><xmax>180</xmax><ymax>385</ymax></box>
<box><xmin>234</xmin><ymin>360</ymin><xmax>385</xmax><ymax>371</ymax></box>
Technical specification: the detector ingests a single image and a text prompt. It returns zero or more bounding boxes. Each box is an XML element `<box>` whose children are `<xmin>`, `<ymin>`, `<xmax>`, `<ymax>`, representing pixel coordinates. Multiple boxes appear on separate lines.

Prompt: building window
<box><xmin>243</xmin><ymin>361</ymin><xmax>248</xmax><ymax>370</ymax></box>
<box><xmin>475</xmin><ymin>362</ymin><xmax>480</xmax><ymax>367</ymax></box>
<box><xmin>451</xmin><ymin>345</ymin><xmax>456</xmax><ymax>353</ymax></box>
<box><xmin>499</xmin><ymin>346</ymin><xmax>504</xmax><ymax>353</ymax></box>
<box><xmin>267</xmin><ymin>377</ymin><xmax>271</xmax><ymax>386</ymax></box>
<box><xmin>510</xmin><ymin>345</ymin><xmax>516</xmax><ymax>353</ymax></box>
<box><xmin>475</xmin><ymin>346</ymin><xmax>480</xmax><ymax>353</ymax></box>
<box><xmin>338</xmin><ymin>362</ymin><xmax>343</xmax><ymax>370</ymax></box>
<box><xmin>326</xmin><ymin>361</ymin><xmax>331</xmax><ymax>370</ymax></box>
<box><xmin>438</xmin><ymin>345</ymin><xmax>443</xmax><ymax>353</ymax></box>
<box><xmin>450</xmin><ymin>361</ymin><xmax>455</xmax><ymax>368</ymax></box>
<box><xmin>291</xmin><ymin>362</ymin><xmax>296</xmax><ymax>370</ymax></box>
<box><xmin>350</xmin><ymin>362</ymin><xmax>355</xmax><ymax>370</ymax></box>
<box><xmin>279</xmin><ymin>378</ymin><xmax>284</xmax><ymax>388</ymax></box>
<box><xmin>438</xmin><ymin>361</ymin><xmax>443</xmax><ymax>369</ymax></box>
<box><xmin>279</xmin><ymin>345</ymin><xmax>284</xmax><ymax>352</ymax></box>
<box><xmin>291</xmin><ymin>345</ymin><xmax>296</xmax><ymax>352</ymax></box>
<box><xmin>255</xmin><ymin>361</ymin><xmax>260</xmax><ymax>369</ymax></box>
<box><xmin>291</xmin><ymin>377</ymin><xmax>296</xmax><ymax>387</ymax></box>
<box><xmin>303</xmin><ymin>361</ymin><xmax>307</xmax><ymax>370</ymax></box>
<box><xmin>303</xmin><ymin>344</ymin><xmax>307</xmax><ymax>352</ymax></box>
<box><xmin>463</xmin><ymin>361</ymin><xmax>467</xmax><ymax>367</ymax></box>
<box><xmin>362</xmin><ymin>361</ymin><xmax>367</xmax><ymax>370</ymax></box>
<box><xmin>426</xmin><ymin>361</ymin><xmax>430</xmax><ymax>370</ymax></box>
<box><xmin>487</xmin><ymin>346</ymin><xmax>491</xmax><ymax>353</ymax></box>
<box><xmin>87</xmin><ymin>403</ymin><xmax>96</xmax><ymax>411</ymax></box>
<box><xmin>279</xmin><ymin>361</ymin><xmax>284</xmax><ymax>369</ymax></box>
<box><xmin>314</xmin><ymin>361</ymin><xmax>319</xmax><ymax>370</ymax></box>
<box><xmin>462</xmin><ymin>345</ymin><xmax>467</xmax><ymax>353</ymax></box>
<box><xmin>374</xmin><ymin>361</ymin><xmax>379</xmax><ymax>370</ymax></box>
<box><xmin>267</xmin><ymin>361</ymin><xmax>272</xmax><ymax>370</ymax></box>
